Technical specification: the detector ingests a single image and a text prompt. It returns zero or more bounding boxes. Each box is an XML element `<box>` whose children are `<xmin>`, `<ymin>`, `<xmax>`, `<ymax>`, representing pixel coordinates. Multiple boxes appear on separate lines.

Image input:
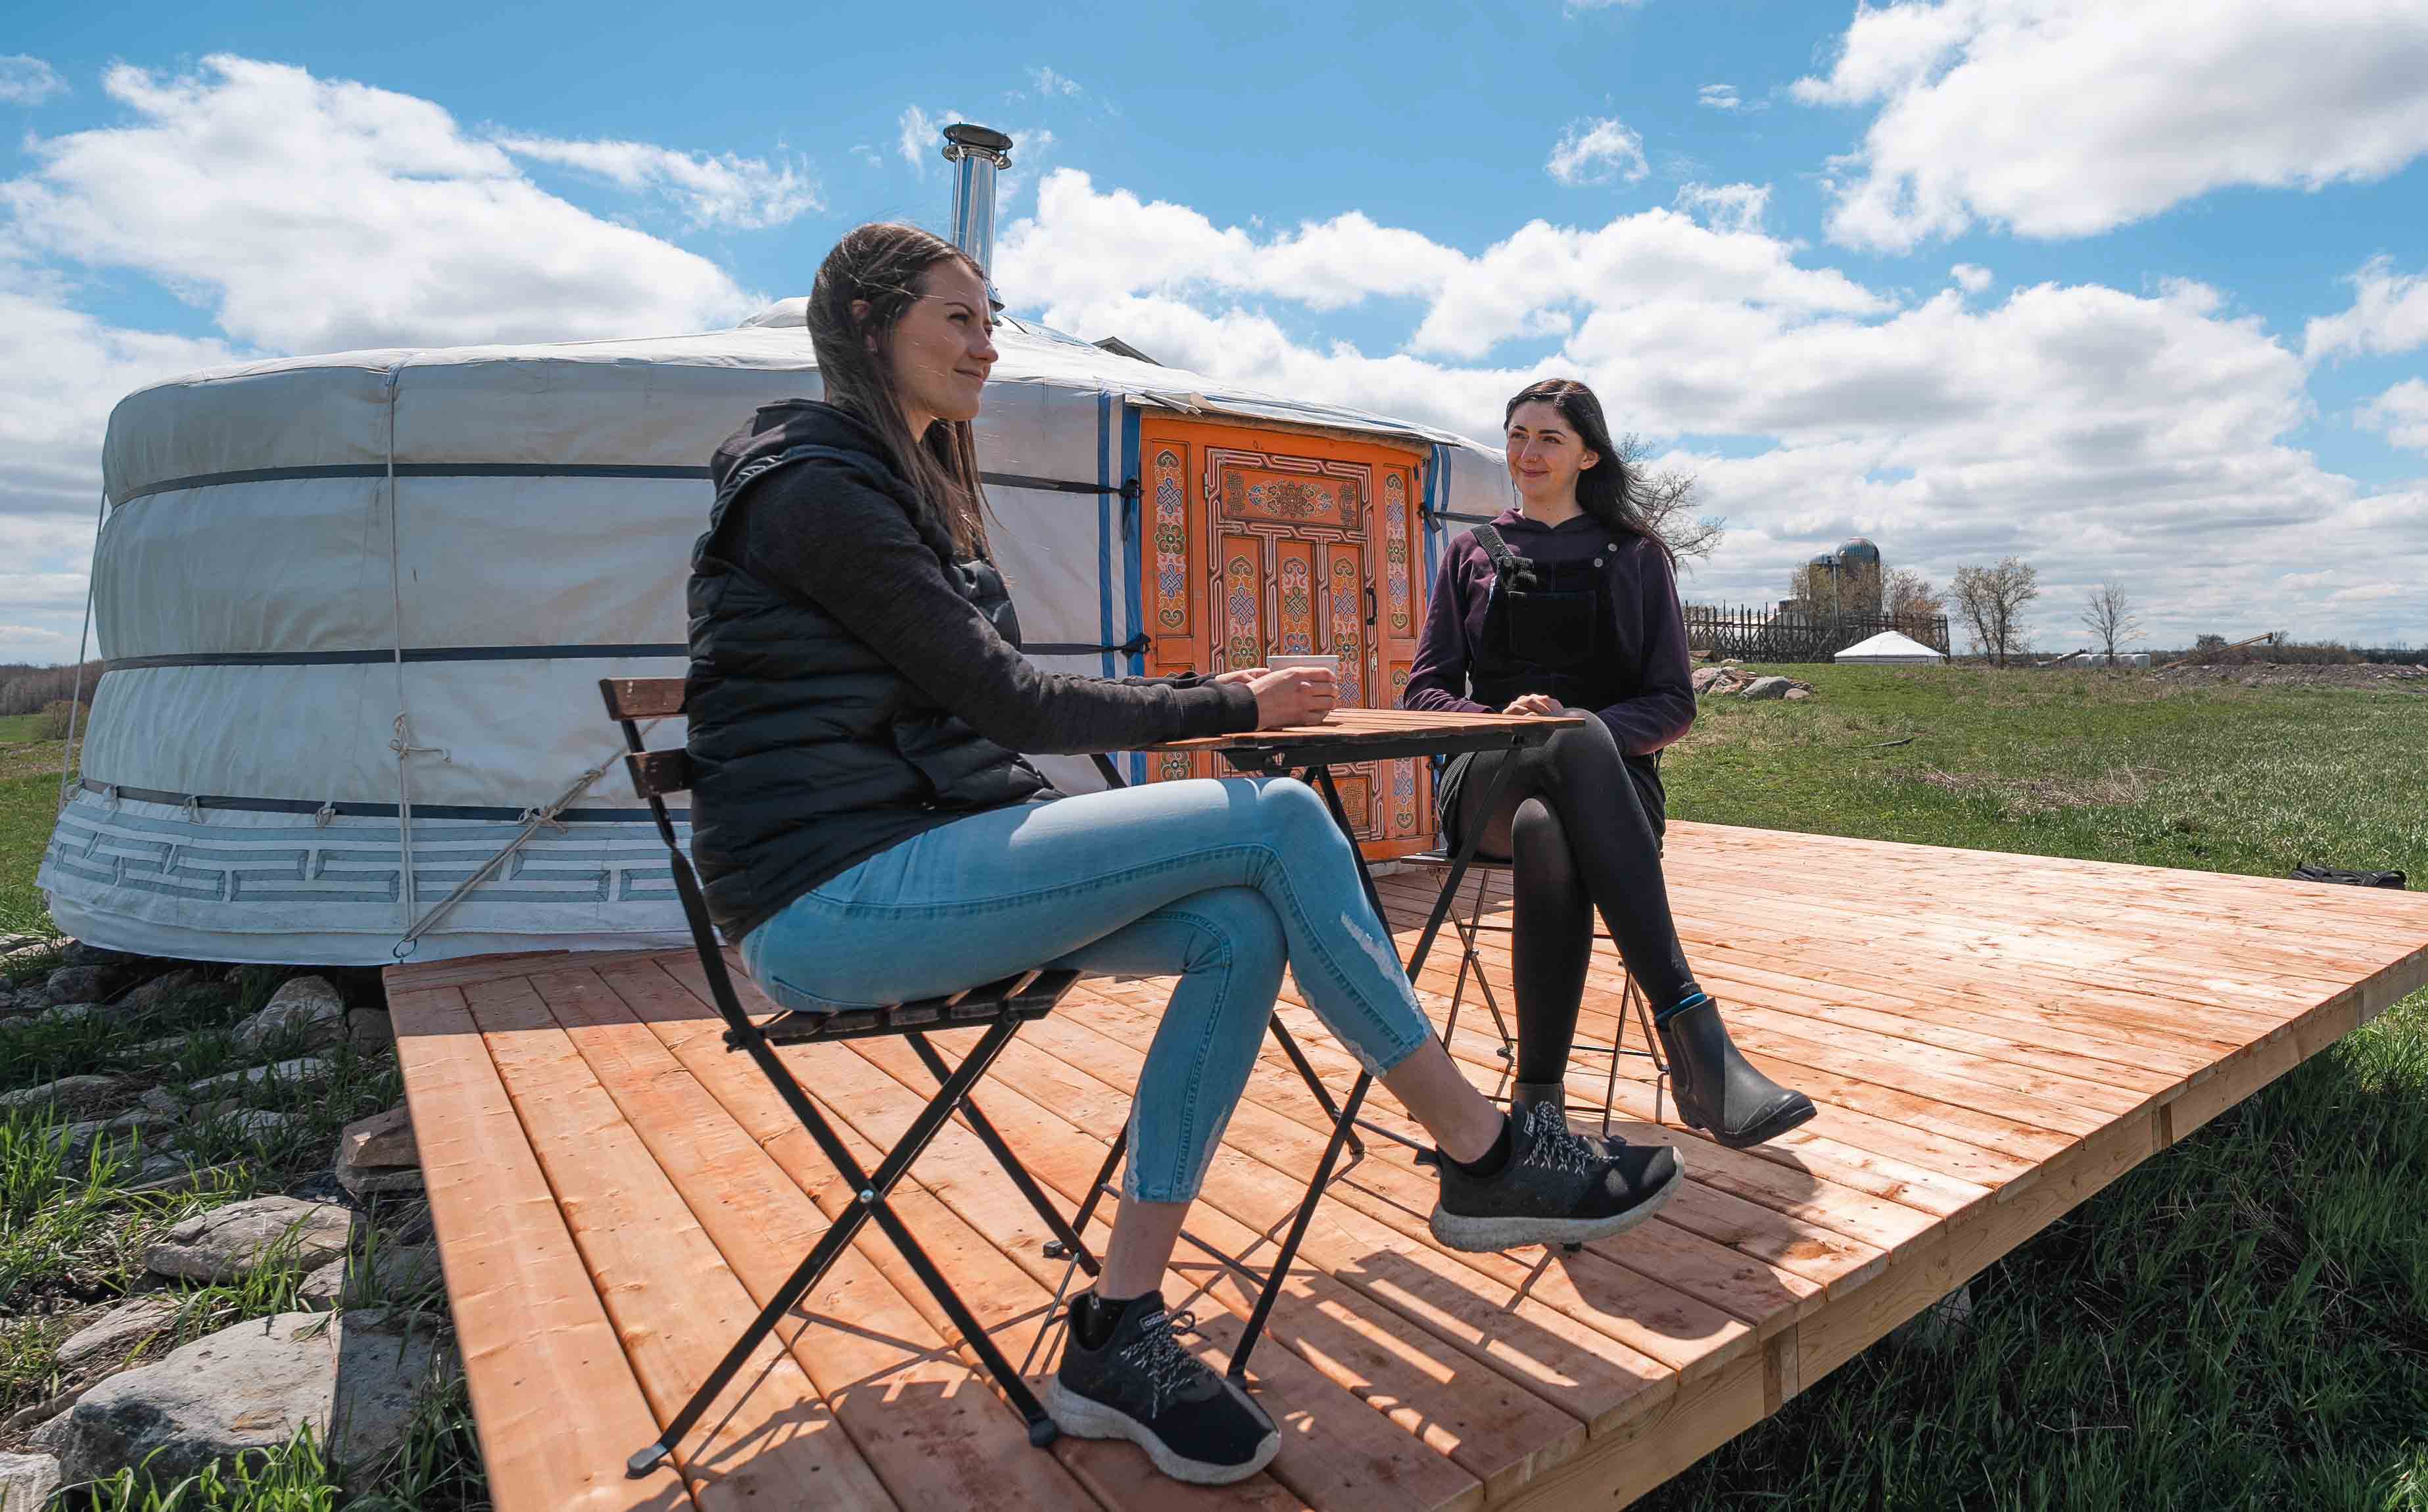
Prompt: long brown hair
<box><xmin>1504</xmin><ymin>378</ymin><xmax>1671</xmax><ymax>563</ymax></box>
<box><xmin>806</xmin><ymin>223</ymin><xmax>993</xmax><ymax>558</ymax></box>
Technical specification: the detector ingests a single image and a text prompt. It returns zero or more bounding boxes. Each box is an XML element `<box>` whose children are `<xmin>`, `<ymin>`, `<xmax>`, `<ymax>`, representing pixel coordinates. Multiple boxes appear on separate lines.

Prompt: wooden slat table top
<box><xmin>387</xmin><ymin>821</ymin><xmax>2428</xmax><ymax>1512</ymax></box>
<box><xmin>1145</xmin><ymin>707</ymin><xmax>1584</xmax><ymax>753</ymax></box>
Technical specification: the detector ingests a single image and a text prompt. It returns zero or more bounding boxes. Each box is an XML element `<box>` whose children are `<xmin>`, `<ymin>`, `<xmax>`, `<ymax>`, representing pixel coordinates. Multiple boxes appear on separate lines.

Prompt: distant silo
<box><xmin>1835</xmin><ymin>538</ymin><xmax>1884</xmax><ymax>613</ymax></box>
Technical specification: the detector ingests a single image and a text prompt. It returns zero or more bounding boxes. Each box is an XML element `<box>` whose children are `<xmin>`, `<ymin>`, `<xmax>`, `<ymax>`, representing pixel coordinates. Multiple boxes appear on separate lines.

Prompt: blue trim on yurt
<box><xmin>1096</xmin><ymin>392</ymin><xmax>1117</xmax><ymax>680</ymax></box>
<box><xmin>1424</xmin><ymin>442</ymin><xmax>1451</xmax><ymax>581</ymax></box>
<box><xmin>1120</xmin><ymin>404</ymin><xmax>1147</xmax><ymax>785</ymax></box>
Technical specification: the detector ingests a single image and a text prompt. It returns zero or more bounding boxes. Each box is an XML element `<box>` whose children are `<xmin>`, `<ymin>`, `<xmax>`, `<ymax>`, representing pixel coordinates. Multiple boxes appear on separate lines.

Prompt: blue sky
<box><xmin>5</xmin><ymin>1</ymin><xmax>2427</xmax><ymax>659</ymax></box>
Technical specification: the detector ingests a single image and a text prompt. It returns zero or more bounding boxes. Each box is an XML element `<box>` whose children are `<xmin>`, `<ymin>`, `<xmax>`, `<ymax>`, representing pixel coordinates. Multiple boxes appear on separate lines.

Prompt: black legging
<box><xmin>1448</xmin><ymin>717</ymin><xmax>1694</xmax><ymax>1086</ymax></box>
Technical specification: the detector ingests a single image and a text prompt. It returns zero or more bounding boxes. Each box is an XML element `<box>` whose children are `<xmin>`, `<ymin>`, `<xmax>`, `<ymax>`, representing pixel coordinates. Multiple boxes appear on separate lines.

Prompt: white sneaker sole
<box><xmin>1427</xmin><ymin>1155</ymin><xmax>1685</xmax><ymax>1253</ymax></box>
<box><xmin>1041</xmin><ymin>1375</ymin><xmax>1281</xmax><ymax>1486</ymax></box>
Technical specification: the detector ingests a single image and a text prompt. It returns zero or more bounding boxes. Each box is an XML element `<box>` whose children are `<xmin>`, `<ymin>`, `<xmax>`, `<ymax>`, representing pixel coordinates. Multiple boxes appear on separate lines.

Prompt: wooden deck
<box><xmin>384</xmin><ymin>823</ymin><xmax>2428</xmax><ymax>1512</ymax></box>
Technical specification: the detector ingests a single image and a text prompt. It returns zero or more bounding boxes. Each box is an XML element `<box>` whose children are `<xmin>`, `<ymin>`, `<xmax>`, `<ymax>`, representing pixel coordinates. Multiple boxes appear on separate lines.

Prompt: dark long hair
<box><xmin>1504</xmin><ymin>378</ymin><xmax>1671</xmax><ymax>563</ymax></box>
<box><xmin>805</xmin><ymin>223</ymin><xmax>993</xmax><ymax>558</ymax></box>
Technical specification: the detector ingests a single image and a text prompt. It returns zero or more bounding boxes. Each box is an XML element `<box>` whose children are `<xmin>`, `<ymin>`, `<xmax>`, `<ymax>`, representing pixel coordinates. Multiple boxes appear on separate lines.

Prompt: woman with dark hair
<box><xmin>1404</xmin><ymin>378</ymin><xmax>1815</xmax><ymax>1148</ymax></box>
<box><xmin>684</xmin><ymin>229</ymin><xmax>1685</xmax><ymax>1486</ymax></box>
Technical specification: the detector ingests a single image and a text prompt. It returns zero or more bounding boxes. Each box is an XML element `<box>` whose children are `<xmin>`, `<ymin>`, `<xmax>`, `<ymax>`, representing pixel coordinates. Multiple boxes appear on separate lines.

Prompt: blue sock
<box><xmin>1655</xmin><ymin>988</ymin><xmax>1710</xmax><ymax>1026</ymax></box>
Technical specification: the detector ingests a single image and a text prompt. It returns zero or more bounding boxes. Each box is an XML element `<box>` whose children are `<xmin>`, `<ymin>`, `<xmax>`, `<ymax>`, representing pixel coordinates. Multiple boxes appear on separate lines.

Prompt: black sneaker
<box><xmin>1429</xmin><ymin>1102</ymin><xmax>1684</xmax><ymax>1252</ymax></box>
<box><xmin>1043</xmin><ymin>1291</ymin><xmax>1280</xmax><ymax>1485</ymax></box>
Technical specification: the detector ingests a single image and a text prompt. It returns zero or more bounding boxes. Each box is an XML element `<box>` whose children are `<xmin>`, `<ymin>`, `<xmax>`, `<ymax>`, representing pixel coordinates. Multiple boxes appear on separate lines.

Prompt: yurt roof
<box><xmin>1834</xmin><ymin>630</ymin><xmax>1947</xmax><ymax>663</ymax></box>
<box><xmin>101</xmin><ymin>305</ymin><xmax>1498</xmax><ymax>506</ymax></box>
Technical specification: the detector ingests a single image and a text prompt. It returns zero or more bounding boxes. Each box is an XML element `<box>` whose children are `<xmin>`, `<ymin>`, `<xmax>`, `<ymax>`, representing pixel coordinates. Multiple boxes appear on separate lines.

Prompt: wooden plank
<box><xmin>388</xmin><ymin>982</ymin><xmax>696</xmax><ymax>1512</ymax></box>
<box><xmin>538</xmin><ymin>960</ymin><xmax>1104</xmax><ymax>1512</ymax></box>
<box><xmin>632</xmin><ymin>957</ymin><xmax>1323</xmax><ymax>1512</ymax></box>
<box><xmin>457</xmin><ymin>974</ymin><xmax>897</xmax><ymax>1511</ymax></box>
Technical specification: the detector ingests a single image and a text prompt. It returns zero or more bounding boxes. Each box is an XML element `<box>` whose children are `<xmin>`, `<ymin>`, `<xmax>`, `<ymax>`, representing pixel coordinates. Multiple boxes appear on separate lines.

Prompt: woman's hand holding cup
<box><xmin>1248</xmin><ymin>664</ymin><xmax>1339</xmax><ymax>728</ymax></box>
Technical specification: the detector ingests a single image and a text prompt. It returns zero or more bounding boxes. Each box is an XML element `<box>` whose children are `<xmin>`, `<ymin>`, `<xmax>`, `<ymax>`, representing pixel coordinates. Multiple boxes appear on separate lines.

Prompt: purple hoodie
<box><xmin>1402</xmin><ymin>506</ymin><xmax>1695</xmax><ymax>756</ymax></box>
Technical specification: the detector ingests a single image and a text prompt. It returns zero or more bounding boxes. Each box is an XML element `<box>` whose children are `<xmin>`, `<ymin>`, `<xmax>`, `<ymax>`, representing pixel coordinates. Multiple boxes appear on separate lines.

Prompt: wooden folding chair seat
<box><xmin>603</xmin><ymin>677</ymin><xmax>1094</xmax><ymax>1471</ymax></box>
<box><xmin>1398</xmin><ymin>849</ymin><xmax>1670</xmax><ymax>1133</ymax></box>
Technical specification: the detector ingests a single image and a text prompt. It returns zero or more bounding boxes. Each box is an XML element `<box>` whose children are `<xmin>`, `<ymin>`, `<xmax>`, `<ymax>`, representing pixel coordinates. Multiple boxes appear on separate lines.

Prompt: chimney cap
<box><xmin>942</xmin><ymin>123</ymin><xmax>1013</xmax><ymax>162</ymax></box>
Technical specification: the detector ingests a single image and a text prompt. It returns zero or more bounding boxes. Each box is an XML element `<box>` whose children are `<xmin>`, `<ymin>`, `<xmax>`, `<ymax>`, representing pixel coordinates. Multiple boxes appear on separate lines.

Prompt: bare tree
<box><xmin>1886</xmin><ymin>568</ymin><xmax>1945</xmax><ymax>636</ymax></box>
<box><xmin>2079</xmin><ymin>582</ymin><xmax>2142</xmax><ymax>661</ymax></box>
<box><xmin>1951</xmin><ymin>557</ymin><xmax>2040</xmax><ymax>665</ymax></box>
<box><xmin>1615</xmin><ymin>434</ymin><xmax>1725</xmax><ymax>565</ymax></box>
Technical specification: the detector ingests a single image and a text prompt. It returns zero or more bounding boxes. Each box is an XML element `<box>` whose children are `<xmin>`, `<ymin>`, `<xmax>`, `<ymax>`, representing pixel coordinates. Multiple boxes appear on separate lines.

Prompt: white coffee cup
<box><xmin>1266</xmin><ymin>654</ymin><xmax>1341</xmax><ymax>674</ymax></box>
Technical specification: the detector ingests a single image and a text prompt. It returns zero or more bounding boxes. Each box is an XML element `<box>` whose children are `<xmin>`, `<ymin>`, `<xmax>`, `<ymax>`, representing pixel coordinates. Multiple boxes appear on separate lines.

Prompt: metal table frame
<box><xmin>1078</xmin><ymin>715</ymin><xmax>1573</xmax><ymax>1380</ymax></box>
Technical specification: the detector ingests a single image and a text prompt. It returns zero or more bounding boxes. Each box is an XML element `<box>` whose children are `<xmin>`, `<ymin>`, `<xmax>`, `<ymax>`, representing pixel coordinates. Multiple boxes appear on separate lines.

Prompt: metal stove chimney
<box><xmin>941</xmin><ymin>124</ymin><xmax>1014</xmax><ymax>276</ymax></box>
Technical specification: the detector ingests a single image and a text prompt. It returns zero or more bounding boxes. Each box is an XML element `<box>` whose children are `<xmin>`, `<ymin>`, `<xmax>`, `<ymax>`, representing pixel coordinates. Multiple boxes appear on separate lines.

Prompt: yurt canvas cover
<box><xmin>41</xmin><ymin>306</ymin><xmax>1511</xmax><ymax>966</ymax></box>
<box><xmin>1834</xmin><ymin>630</ymin><xmax>1947</xmax><ymax>665</ymax></box>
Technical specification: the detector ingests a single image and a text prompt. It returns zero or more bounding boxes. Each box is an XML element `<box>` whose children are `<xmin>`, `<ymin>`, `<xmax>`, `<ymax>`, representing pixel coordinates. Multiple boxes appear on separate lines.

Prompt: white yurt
<box><xmin>39</xmin><ymin>127</ymin><xmax>1513</xmax><ymax>967</ymax></box>
<box><xmin>1833</xmin><ymin>630</ymin><xmax>1947</xmax><ymax>666</ymax></box>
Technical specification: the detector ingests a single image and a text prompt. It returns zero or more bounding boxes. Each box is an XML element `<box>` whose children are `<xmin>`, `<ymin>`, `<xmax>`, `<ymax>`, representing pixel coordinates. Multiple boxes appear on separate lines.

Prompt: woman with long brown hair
<box><xmin>683</xmin><ymin>227</ymin><xmax>1684</xmax><ymax>1486</ymax></box>
<box><xmin>1404</xmin><ymin>377</ymin><xmax>1815</xmax><ymax>1148</ymax></box>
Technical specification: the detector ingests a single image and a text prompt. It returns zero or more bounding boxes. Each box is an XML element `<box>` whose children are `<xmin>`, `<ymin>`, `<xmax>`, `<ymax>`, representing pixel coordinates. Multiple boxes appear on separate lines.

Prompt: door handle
<box><xmin>1364</xmin><ymin>582</ymin><xmax>1377</xmax><ymax>627</ymax></box>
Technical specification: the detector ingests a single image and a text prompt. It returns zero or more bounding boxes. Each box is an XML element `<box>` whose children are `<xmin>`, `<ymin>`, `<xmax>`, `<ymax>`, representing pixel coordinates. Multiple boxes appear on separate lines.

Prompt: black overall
<box><xmin>1439</xmin><ymin>526</ymin><xmax>1696</xmax><ymax>1086</ymax></box>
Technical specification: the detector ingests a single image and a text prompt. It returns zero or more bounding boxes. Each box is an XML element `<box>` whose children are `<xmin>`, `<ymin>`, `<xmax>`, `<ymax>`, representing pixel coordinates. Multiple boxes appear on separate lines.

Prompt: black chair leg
<box><xmin>631</xmin><ymin>1013</ymin><xmax>1048</xmax><ymax>1473</ymax></box>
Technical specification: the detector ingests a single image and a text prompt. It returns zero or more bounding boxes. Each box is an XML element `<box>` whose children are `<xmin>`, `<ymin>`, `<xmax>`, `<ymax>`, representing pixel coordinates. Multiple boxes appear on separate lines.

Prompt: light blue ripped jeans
<box><xmin>739</xmin><ymin>776</ymin><xmax>1433</xmax><ymax>1203</ymax></box>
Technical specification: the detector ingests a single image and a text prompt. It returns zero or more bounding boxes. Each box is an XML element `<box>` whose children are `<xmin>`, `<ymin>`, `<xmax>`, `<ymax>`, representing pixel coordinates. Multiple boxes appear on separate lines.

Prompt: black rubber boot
<box><xmin>1655</xmin><ymin>995</ymin><xmax>1815</xmax><ymax>1148</ymax></box>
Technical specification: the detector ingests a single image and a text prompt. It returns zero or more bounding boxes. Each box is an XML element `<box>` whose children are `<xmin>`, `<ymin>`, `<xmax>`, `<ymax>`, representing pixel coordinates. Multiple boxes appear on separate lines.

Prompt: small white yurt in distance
<box><xmin>1834</xmin><ymin>630</ymin><xmax>1948</xmax><ymax>666</ymax></box>
<box><xmin>39</xmin><ymin>125</ymin><xmax>1513</xmax><ymax>966</ymax></box>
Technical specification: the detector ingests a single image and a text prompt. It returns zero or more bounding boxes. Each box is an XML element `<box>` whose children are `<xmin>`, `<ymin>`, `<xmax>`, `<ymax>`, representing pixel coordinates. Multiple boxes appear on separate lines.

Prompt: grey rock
<box><xmin>0</xmin><ymin>941</ymin><xmax>63</xmax><ymax>976</ymax></box>
<box><xmin>1740</xmin><ymin>675</ymin><xmax>1794</xmax><ymax>701</ymax></box>
<box><xmin>36</xmin><ymin>964</ymin><xmax>121</xmax><ymax>1008</ymax></box>
<box><xmin>35</xmin><ymin>999</ymin><xmax>101</xmax><ymax>1027</ymax></box>
<box><xmin>336</xmin><ymin>1164</ymin><xmax>425</xmax><ymax>1200</ymax></box>
<box><xmin>55</xmin><ymin>1310</ymin><xmax>444</xmax><ymax>1485</ymax></box>
<box><xmin>233</xmin><ymin>977</ymin><xmax>347</xmax><ymax>1052</ymax></box>
<box><xmin>0</xmin><ymin>1074</ymin><xmax>129</xmax><ymax>1118</ymax></box>
<box><xmin>338</xmin><ymin>1106</ymin><xmax>415</xmax><ymax>1171</ymax></box>
<box><xmin>1689</xmin><ymin>666</ymin><xmax>1730</xmax><ymax>694</ymax></box>
<box><xmin>1890</xmin><ymin>1283</ymin><xmax>1975</xmax><ymax>1353</ymax></box>
<box><xmin>137</xmin><ymin>1085</ymin><xmax>190</xmax><ymax>1119</ymax></box>
<box><xmin>121</xmin><ymin>967</ymin><xmax>206</xmax><ymax>1015</ymax></box>
<box><xmin>126</xmin><ymin>1158</ymin><xmax>239</xmax><ymax>1197</ymax></box>
<box><xmin>299</xmin><ymin>1244</ymin><xmax>441</xmax><ymax>1311</ymax></box>
<box><xmin>1784</xmin><ymin>686</ymin><xmax>1814</xmax><ymax>701</ymax></box>
<box><xmin>0</xmin><ymin>932</ymin><xmax>44</xmax><ymax>954</ymax></box>
<box><xmin>62</xmin><ymin>941</ymin><xmax>146</xmax><ymax>972</ymax></box>
<box><xmin>57</xmin><ymin>1296</ymin><xmax>183</xmax><ymax>1369</ymax></box>
<box><xmin>145</xmin><ymin>1195</ymin><xmax>354</xmax><ymax>1282</ymax></box>
<box><xmin>227</xmin><ymin>1109</ymin><xmax>295</xmax><ymax>1142</ymax></box>
<box><xmin>57</xmin><ymin>1111</ymin><xmax>163</xmax><ymax>1166</ymax></box>
<box><xmin>183</xmin><ymin>1056</ymin><xmax>331</xmax><ymax>1098</ymax></box>
<box><xmin>343</xmin><ymin>1008</ymin><xmax>394</xmax><ymax>1052</ymax></box>
<box><xmin>0</xmin><ymin>1452</ymin><xmax>62</xmax><ymax>1512</ymax></box>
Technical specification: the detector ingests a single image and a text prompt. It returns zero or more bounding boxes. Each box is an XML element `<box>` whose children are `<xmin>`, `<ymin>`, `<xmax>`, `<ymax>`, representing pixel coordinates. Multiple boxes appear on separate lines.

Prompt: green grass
<box><xmin>2</xmin><ymin>771</ymin><xmax>67</xmax><ymax>939</ymax></box>
<box><xmin>1638</xmin><ymin>667</ymin><xmax>2428</xmax><ymax>1511</ymax></box>
<box><xmin>0</xmin><ymin>713</ymin><xmax>49</xmax><ymax>744</ymax></box>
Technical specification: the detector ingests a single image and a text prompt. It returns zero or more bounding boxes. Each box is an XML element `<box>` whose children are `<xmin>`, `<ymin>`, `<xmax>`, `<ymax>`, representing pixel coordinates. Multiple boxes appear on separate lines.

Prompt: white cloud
<box><xmin>1950</xmin><ymin>263</ymin><xmax>1991</xmax><ymax>293</ymax></box>
<box><xmin>2304</xmin><ymin>256</ymin><xmax>2428</xmax><ymax>364</ymax></box>
<box><xmin>1564</xmin><ymin>0</ymin><xmax>1647</xmax><ymax>11</ymax></box>
<box><xmin>1697</xmin><ymin>84</ymin><xmax>1741</xmax><ymax>111</ymax></box>
<box><xmin>1799</xmin><ymin>0</ymin><xmax>2428</xmax><ymax>250</ymax></box>
<box><xmin>494</xmin><ymin>135</ymin><xmax>819</xmax><ymax>229</ymax></box>
<box><xmin>0</xmin><ymin>55</ymin><xmax>66</xmax><ymax>107</ymax></box>
<box><xmin>0</xmin><ymin>57</ymin><xmax>753</xmax><ymax>354</ymax></box>
<box><xmin>898</xmin><ymin>104</ymin><xmax>964</xmax><ymax>172</ymax></box>
<box><xmin>1028</xmin><ymin>67</ymin><xmax>1082</xmax><ymax>97</ymax></box>
<box><xmin>1674</xmin><ymin>182</ymin><xmax>1771</xmax><ymax>235</ymax></box>
<box><xmin>997</xmin><ymin>172</ymin><xmax>2426</xmax><ymax>646</ymax></box>
<box><xmin>2358</xmin><ymin>377</ymin><xmax>2428</xmax><ymax>451</ymax></box>
<box><xmin>1546</xmin><ymin>118</ymin><xmax>1648</xmax><ymax>186</ymax></box>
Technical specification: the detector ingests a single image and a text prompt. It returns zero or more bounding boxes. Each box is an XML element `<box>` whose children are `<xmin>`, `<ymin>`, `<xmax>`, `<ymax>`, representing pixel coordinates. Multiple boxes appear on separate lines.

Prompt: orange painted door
<box><xmin>1137</xmin><ymin>417</ymin><xmax>1433</xmax><ymax>859</ymax></box>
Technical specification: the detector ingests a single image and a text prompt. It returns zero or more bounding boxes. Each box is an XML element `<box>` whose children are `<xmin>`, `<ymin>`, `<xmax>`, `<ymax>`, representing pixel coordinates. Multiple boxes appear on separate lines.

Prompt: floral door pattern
<box><xmin>1135</xmin><ymin>419</ymin><xmax>1431</xmax><ymax>857</ymax></box>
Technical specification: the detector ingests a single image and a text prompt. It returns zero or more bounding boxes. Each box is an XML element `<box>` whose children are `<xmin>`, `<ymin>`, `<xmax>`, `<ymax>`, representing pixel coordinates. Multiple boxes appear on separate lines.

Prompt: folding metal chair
<box><xmin>1398</xmin><ymin>849</ymin><xmax>1670</xmax><ymax>1134</ymax></box>
<box><xmin>606</xmin><ymin>677</ymin><xmax>1095</xmax><ymax>1470</ymax></box>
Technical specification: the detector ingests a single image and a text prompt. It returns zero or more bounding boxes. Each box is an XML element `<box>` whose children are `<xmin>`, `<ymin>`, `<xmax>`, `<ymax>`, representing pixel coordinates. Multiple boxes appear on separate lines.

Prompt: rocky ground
<box><xmin>2148</xmin><ymin>660</ymin><xmax>2428</xmax><ymax>691</ymax></box>
<box><xmin>0</xmin><ymin>937</ymin><xmax>456</xmax><ymax>1504</ymax></box>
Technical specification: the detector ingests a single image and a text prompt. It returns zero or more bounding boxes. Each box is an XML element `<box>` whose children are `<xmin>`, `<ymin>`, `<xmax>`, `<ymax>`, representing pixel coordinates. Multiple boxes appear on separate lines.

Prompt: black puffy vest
<box><xmin>684</xmin><ymin>402</ymin><xmax>1054</xmax><ymax>942</ymax></box>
